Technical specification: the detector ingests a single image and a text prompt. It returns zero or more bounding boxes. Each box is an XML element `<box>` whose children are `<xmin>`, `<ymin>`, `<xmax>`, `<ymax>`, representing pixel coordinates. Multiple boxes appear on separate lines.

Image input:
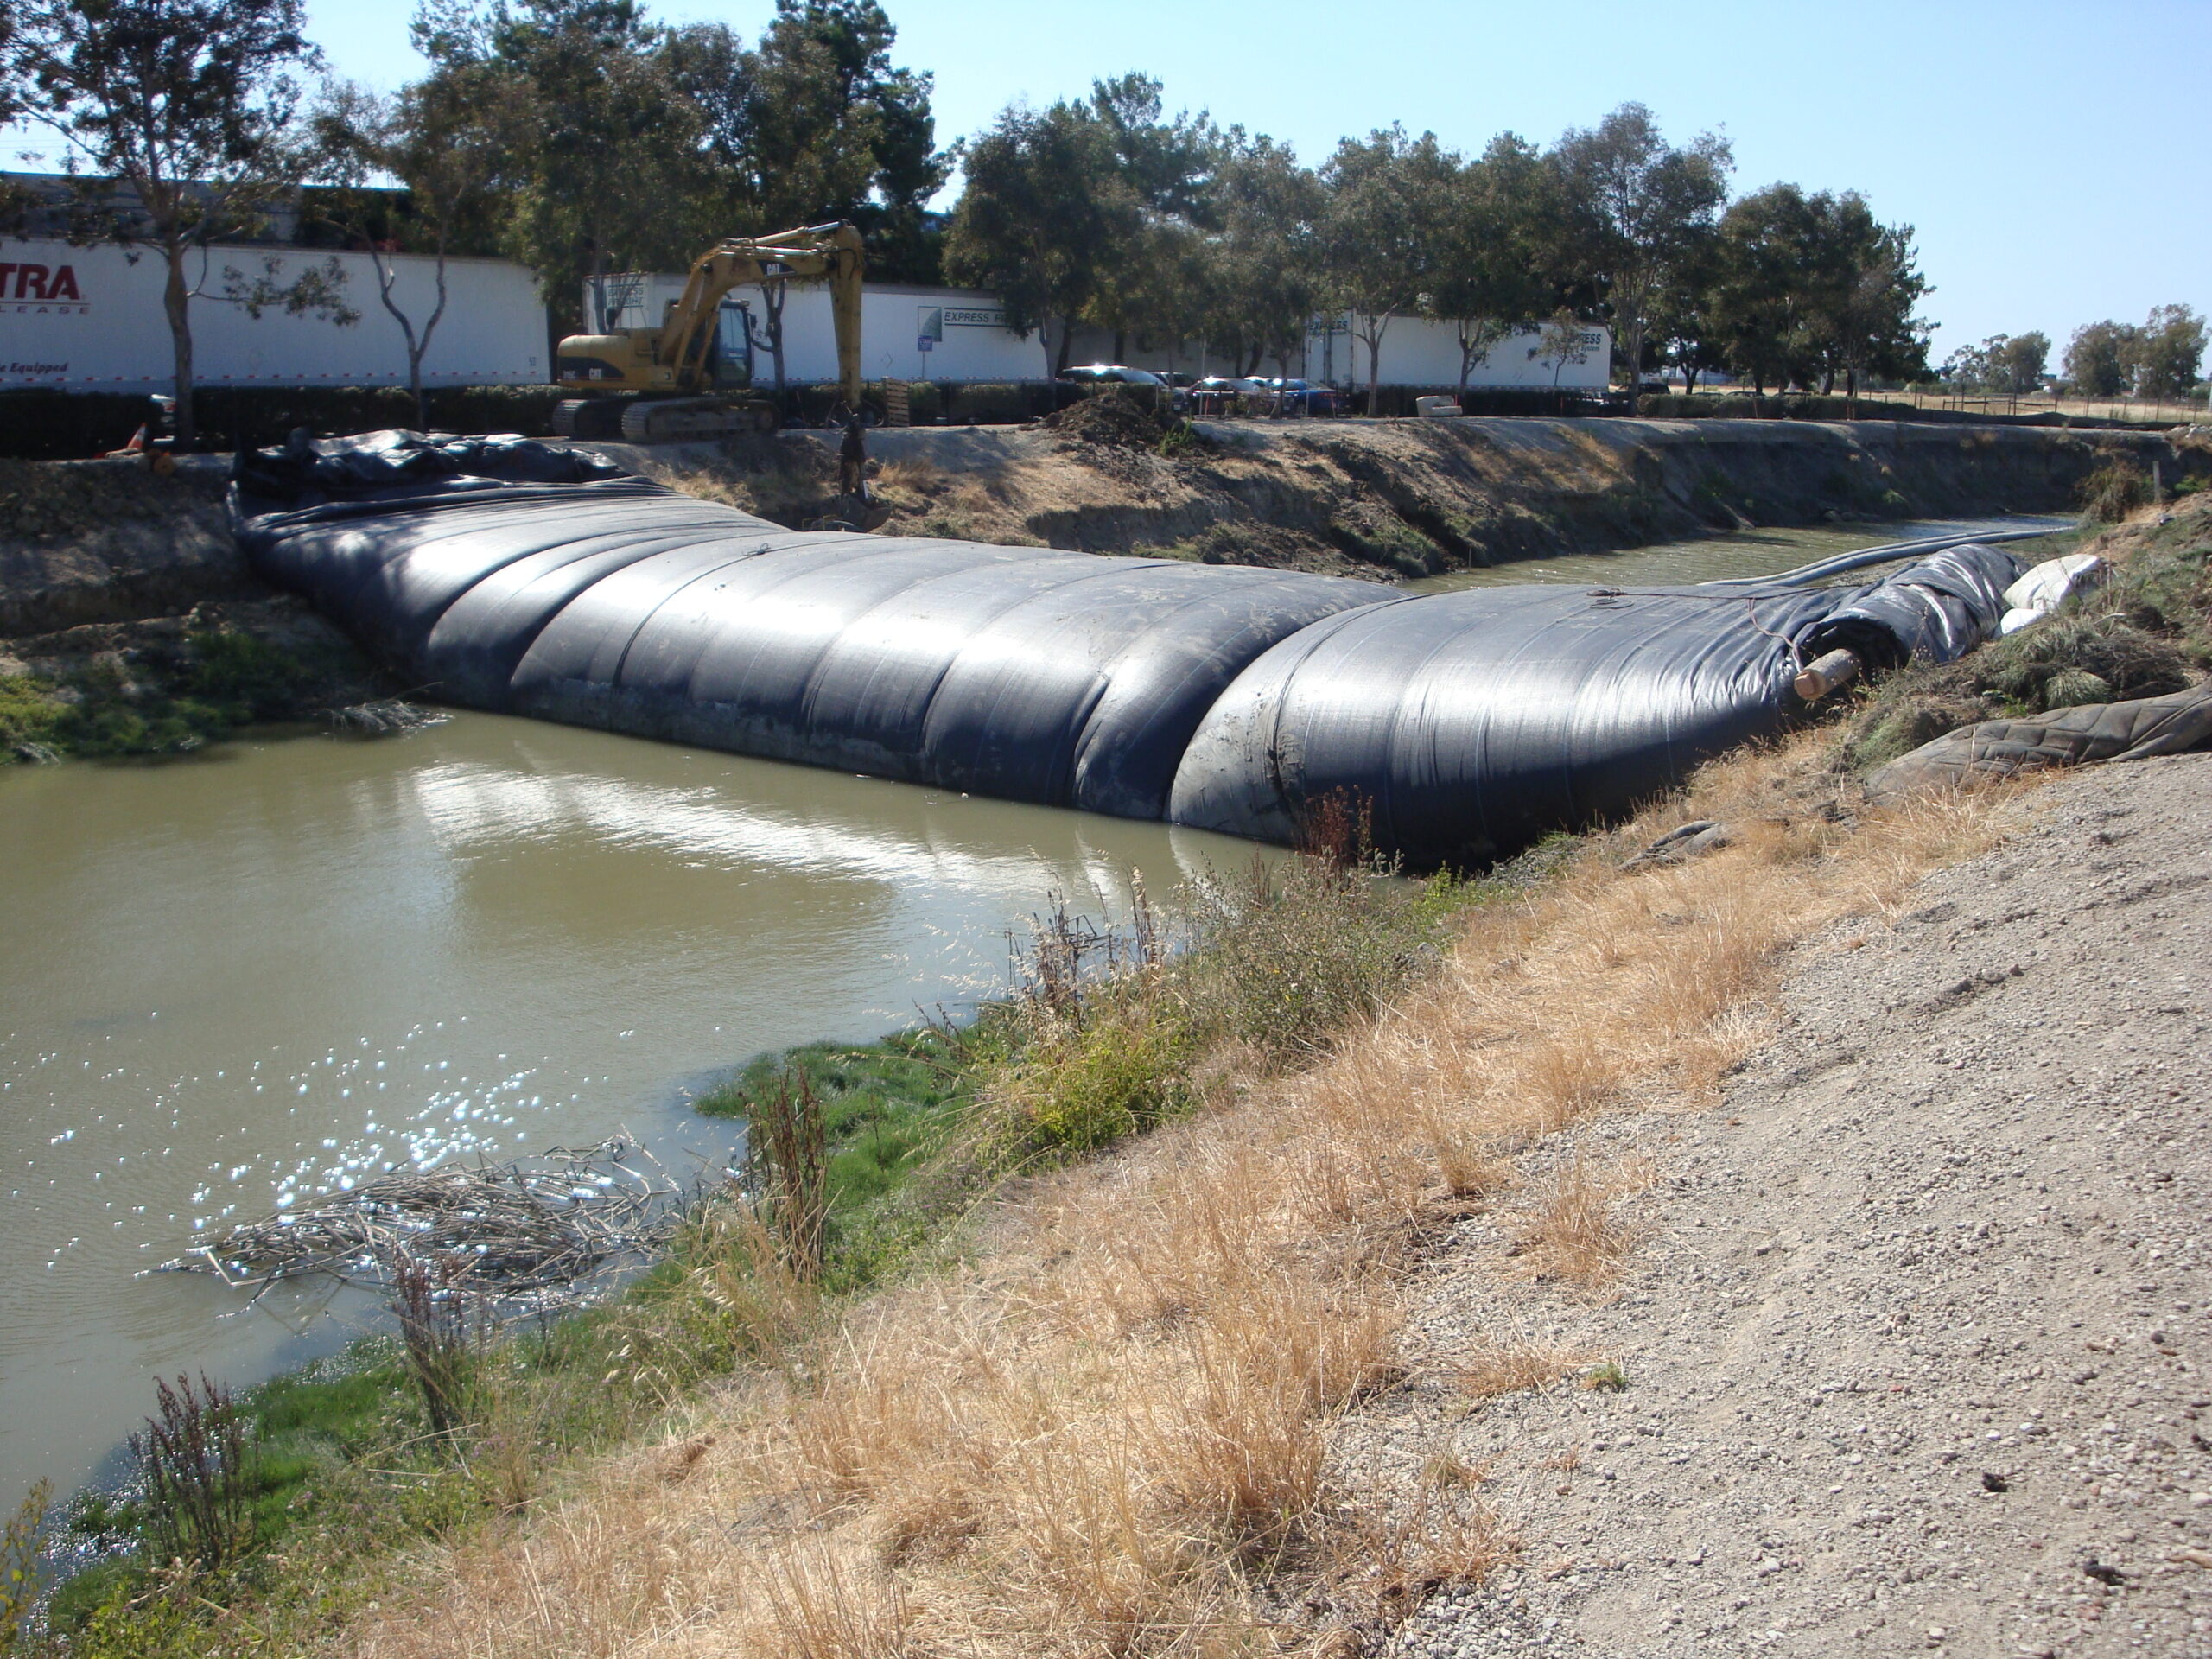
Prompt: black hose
<box><xmin>1698</xmin><ymin>525</ymin><xmax>2060</xmax><ymax>591</ymax></box>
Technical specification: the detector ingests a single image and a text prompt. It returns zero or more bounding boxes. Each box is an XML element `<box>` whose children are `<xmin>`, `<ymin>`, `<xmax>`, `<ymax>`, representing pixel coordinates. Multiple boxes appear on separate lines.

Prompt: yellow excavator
<box><xmin>551</xmin><ymin>220</ymin><xmax>865</xmax><ymax>443</ymax></box>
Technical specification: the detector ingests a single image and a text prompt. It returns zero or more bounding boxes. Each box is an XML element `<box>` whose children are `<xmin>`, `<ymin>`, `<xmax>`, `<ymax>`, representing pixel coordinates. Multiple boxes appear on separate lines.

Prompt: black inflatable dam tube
<box><xmin>1166</xmin><ymin>545</ymin><xmax>2021</xmax><ymax>866</ymax></box>
<box><xmin>234</xmin><ymin>432</ymin><xmax>2026</xmax><ymax>863</ymax></box>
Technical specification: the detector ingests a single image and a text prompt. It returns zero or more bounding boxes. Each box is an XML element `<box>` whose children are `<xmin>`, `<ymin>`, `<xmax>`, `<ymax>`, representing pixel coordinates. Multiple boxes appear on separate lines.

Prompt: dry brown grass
<box><xmin>1456</xmin><ymin>1338</ymin><xmax>1590</xmax><ymax>1402</ymax></box>
<box><xmin>1508</xmin><ymin>1156</ymin><xmax>1652</xmax><ymax>1289</ymax></box>
<box><xmin>341</xmin><ymin>730</ymin><xmax>2018</xmax><ymax>1659</ymax></box>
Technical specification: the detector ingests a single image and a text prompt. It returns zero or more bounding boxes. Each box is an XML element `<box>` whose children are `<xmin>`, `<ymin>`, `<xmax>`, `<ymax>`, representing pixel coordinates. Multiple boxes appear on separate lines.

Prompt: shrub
<box><xmin>389</xmin><ymin>1254</ymin><xmax>493</xmax><ymax>1441</ymax></box>
<box><xmin>997</xmin><ymin>1008</ymin><xmax>1192</xmax><ymax>1154</ymax></box>
<box><xmin>2079</xmin><ymin>457</ymin><xmax>2152</xmax><ymax>523</ymax></box>
<box><xmin>130</xmin><ymin>1375</ymin><xmax>259</xmax><ymax>1575</ymax></box>
<box><xmin>0</xmin><ymin>1481</ymin><xmax>48</xmax><ymax>1651</ymax></box>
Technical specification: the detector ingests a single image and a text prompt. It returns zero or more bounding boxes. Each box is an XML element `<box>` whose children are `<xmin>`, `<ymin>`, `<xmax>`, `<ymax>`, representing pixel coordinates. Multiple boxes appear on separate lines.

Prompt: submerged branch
<box><xmin>158</xmin><ymin>1141</ymin><xmax>682</xmax><ymax>1306</ymax></box>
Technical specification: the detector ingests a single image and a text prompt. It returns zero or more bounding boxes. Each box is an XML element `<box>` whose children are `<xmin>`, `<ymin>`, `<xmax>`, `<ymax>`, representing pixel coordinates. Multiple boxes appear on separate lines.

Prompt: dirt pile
<box><xmin>1039</xmin><ymin>385</ymin><xmax>1177</xmax><ymax>448</ymax></box>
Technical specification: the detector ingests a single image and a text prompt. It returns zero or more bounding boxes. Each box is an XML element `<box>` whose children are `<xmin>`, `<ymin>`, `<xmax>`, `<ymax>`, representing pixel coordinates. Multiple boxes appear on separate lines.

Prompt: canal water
<box><xmin>1403</xmin><ymin>515</ymin><xmax>2076</xmax><ymax>594</ymax></box>
<box><xmin>0</xmin><ymin>715</ymin><xmax>1250</xmax><ymax>1503</ymax></box>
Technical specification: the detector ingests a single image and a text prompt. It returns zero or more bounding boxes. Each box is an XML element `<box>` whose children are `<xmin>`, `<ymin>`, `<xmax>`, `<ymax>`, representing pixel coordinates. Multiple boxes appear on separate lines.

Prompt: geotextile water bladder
<box><xmin>234</xmin><ymin>432</ymin><xmax>2028</xmax><ymax>865</ymax></box>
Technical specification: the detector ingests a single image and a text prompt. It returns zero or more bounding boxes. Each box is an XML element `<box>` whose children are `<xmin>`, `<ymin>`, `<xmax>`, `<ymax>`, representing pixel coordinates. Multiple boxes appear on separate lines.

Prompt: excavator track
<box><xmin>617</xmin><ymin>397</ymin><xmax>780</xmax><ymax>443</ymax></box>
<box><xmin>550</xmin><ymin>398</ymin><xmax>626</xmax><ymax>441</ymax></box>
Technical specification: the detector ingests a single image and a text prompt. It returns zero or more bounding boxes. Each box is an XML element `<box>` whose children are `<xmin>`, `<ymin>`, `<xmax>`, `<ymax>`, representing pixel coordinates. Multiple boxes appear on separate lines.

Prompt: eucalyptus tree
<box><xmin>8</xmin><ymin>0</ymin><xmax>354</xmax><ymax>446</ymax></box>
<box><xmin>1548</xmin><ymin>102</ymin><xmax>1730</xmax><ymax>391</ymax></box>
<box><xmin>1427</xmin><ymin>132</ymin><xmax>1563</xmax><ymax>394</ymax></box>
<box><xmin>2063</xmin><ymin>320</ymin><xmax>2133</xmax><ymax>397</ymax></box>
<box><xmin>2132</xmin><ymin>305</ymin><xmax>2206</xmax><ymax>399</ymax></box>
<box><xmin>1320</xmin><ymin>124</ymin><xmax>1456</xmax><ymax>411</ymax></box>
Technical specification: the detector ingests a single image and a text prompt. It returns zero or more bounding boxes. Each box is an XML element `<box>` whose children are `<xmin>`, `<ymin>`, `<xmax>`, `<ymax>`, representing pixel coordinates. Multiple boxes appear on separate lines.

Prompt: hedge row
<box><xmin>0</xmin><ymin>385</ymin><xmax>569</xmax><ymax>460</ymax></box>
<box><xmin>0</xmin><ymin>381</ymin><xmax>1120</xmax><ymax>457</ymax></box>
<box><xmin>1630</xmin><ymin>391</ymin><xmax>2177</xmax><ymax>429</ymax></box>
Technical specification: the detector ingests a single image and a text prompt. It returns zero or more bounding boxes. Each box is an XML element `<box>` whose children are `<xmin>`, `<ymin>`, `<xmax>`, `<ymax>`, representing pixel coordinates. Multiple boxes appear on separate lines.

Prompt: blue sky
<box><xmin>69</xmin><ymin>1</ymin><xmax>2212</xmax><ymax>363</ymax></box>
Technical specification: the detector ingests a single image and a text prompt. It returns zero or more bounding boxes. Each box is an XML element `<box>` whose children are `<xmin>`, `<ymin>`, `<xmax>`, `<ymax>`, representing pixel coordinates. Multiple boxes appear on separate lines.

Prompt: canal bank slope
<box><xmin>618</xmin><ymin>416</ymin><xmax>2202</xmax><ymax>581</ymax></box>
<box><xmin>1347</xmin><ymin>749</ymin><xmax>2212</xmax><ymax>1659</ymax></box>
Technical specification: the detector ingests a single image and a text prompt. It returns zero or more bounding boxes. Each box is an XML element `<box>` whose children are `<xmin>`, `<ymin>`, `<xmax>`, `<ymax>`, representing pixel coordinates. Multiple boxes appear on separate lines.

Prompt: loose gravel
<box><xmin>1338</xmin><ymin>753</ymin><xmax>2212</xmax><ymax>1657</ymax></box>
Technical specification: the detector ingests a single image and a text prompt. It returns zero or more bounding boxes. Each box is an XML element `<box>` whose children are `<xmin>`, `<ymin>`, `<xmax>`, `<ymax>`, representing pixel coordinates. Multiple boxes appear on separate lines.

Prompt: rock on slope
<box><xmin>1353</xmin><ymin>753</ymin><xmax>2212</xmax><ymax>1657</ymax></box>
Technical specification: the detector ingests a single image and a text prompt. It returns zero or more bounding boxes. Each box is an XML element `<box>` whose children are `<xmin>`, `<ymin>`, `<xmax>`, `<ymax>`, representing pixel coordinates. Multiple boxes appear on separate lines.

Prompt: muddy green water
<box><xmin>0</xmin><ymin>715</ymin><xmax>1253</xmax><ymax>1503</ymax></box>
<box><xmin>1403</xmin><ymin>515</ymin><xmax>2075</xmax><ymax>593</ymax></box>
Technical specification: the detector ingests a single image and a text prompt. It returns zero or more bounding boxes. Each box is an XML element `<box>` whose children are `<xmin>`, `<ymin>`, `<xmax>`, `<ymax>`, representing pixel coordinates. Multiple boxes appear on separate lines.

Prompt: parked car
<box><xmin>1188</xmin><ymin>375</ymin><xmax>1263</xmax><ymax>416</ymax></box>
<box><xmin>1246</xmin><ymin>378</ymin><xmax>1343</xmax><ymax>416</ymax></box>
<box><xmin>1058</xmin><ymin>363</ymin><xmax>1181</xmax><ymax>410</ymax></box>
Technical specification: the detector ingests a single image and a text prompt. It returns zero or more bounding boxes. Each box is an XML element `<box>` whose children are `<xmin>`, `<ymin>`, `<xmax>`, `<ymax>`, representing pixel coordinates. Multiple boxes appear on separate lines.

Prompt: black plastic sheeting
<box><xmin>234</xmin><ymin>433</ymin><xmax>2025</xmax><ymax>865</ymax></box>
<box><xmin>1167</xmin><ymin>545</ymin><xmax>2022</xmax><ymax>866</ymax></box>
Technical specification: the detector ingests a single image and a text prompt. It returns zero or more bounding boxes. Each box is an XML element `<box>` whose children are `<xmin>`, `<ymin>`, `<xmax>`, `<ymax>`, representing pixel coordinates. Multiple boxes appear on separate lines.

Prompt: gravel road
<box><xmin>1348</xmin><ymin>753</ymin><xmax>2212</xmax><ymax>1657</ymax></box>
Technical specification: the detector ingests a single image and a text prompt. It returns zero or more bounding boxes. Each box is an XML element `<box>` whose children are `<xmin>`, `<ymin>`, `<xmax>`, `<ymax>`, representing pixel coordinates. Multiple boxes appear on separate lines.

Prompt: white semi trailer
<box><xmin>0</xmin><ymin>238</ymin><xmax>548</xmax><ymax>392</ymax></box>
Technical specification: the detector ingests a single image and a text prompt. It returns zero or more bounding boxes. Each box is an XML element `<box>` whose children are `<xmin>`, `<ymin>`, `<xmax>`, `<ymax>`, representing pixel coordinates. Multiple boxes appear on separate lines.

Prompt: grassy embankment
<box><xmin>0</xmin><ymin>628</ymin><xmax>357</xmax><ymax>762</ymax></box>
<box><xmin>16</xmin><ymin>475</ymin><xmax>2207</xmax><ymax>1659</ymax></box>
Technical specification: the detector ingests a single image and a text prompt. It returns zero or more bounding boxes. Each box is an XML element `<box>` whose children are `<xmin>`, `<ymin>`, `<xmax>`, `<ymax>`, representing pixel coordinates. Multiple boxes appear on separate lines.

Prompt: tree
<box><xmin>1076</xmin><ymin>74</ymin><xmax>1216</xmax><ymax>364</ymax></box>
<box><xmin>1548</xmin><ymin>102</ymin><xmax>1731</xmax><ymax>393</ymax></box>
<box><xmin>312</xmin><ymin>75</ymin><xmax>499</xmax><ymax>425</ymax></box>
<box><xmin>665</xmin><ymin>1</ymin><xmax>948</xmax><ymax>384</ymax></box>
<box><xmin>2131</xmin><ymin>304</ymin><xmax>2206</xmax><ymax>399</ymax></box>
<box><xmin>1427</xmin><ymin>133</ymin><xmax>1564</xmax><ymax>395</ymax></box>
<box><xmin>1801</xmin><ymin>194</ymin><xmax>1930</xmax><ymax>404</ymax></box>
<box><xmin>416</xmin><ymin>0</ymin><xmax>702</xmax><ymax>340</ymax></box>
<box><xmin>1321</xmin><ymin>124</ymin><xmax>1454</xmax><ymax>412</ymax></box>
<box><xmin>1533</xmin><ymin>310</ymin><xmax>1592</xmax><ymax>409</ymax></box>
<box><xmin>1190</xmin><ymin>128</ymin><xmax>1318</xmax><ymax>384</ymax></box>
<box><xmin>1990</xmin><ymin>331</ymin><xmax>2048</xmax><ymax>393</ymax></box>
<box><xmin>8</xmin><ymin>0</ymin><xmax>353</xmax><ymax>447</ymax></box>
<box><xmin>2063</xmin><ymin>319</ymin><xmax>2134</xmax><ymax>397</ymax></box>
<box><xmin>944</xmin><ymin>95</ymin><xmax>1139</xmax><ymax>375</ymax></box>
<box><xmin>1709</xmin><ymin>183</ymin><xmax>1823</xmax><ymax>394</ymax></box>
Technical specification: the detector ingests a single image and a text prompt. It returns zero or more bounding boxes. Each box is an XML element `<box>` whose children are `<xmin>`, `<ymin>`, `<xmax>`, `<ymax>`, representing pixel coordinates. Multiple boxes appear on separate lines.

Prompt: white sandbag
<box><xmin>1999</xmin><ymin>554</ymin><xmax>2103</xmax><ymax>634</ymax></box>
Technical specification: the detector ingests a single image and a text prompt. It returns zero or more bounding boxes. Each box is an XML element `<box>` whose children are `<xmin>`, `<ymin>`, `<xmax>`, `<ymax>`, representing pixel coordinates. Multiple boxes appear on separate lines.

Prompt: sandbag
<box><xmin>1864</xmin><ymin>681</ymin><xmax>2212</xmax><ymax>802</ymax></box>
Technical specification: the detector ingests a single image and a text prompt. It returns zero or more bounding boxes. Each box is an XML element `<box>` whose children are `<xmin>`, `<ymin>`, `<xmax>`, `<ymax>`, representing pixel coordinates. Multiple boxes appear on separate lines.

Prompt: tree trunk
<box><xmin>1364</xmin><ymin>321</ymin><xmax>1384</xmax><ymax>417</ymax></box>
<box><xmin>1112</xmin><ymin>327</ymin><xmax>1126</xmax><ymax>363</ymax></box>
<box><xmin>163</xmin><ymin>243</ymin><xmax>196</xmax><ymax>450</ymax></box>
<box><xmin>1054</xmin><ymin>314</ymin><xmax>1077</xmax><ymax>376</ymax></box>
<box><xmin>765</xmin><ymin>283</ymin><xmax>789</xmax><ymax>391</ymax></box>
